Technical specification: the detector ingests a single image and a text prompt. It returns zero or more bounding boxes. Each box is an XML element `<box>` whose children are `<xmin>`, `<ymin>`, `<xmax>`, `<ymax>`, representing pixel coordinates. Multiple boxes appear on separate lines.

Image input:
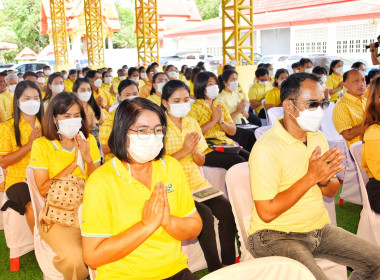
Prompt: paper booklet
<box><xmin>192</xmin><ymin>186</ymin><xmax>224</xmax><ymax>202</ymax></box>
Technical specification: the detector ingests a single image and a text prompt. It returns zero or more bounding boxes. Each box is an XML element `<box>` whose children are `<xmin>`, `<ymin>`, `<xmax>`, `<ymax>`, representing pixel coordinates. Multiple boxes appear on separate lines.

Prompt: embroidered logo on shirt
<box><xmin>165</xmin><ymin>183</ymin><xmax>174</xmax><ymax>193</ymax></box>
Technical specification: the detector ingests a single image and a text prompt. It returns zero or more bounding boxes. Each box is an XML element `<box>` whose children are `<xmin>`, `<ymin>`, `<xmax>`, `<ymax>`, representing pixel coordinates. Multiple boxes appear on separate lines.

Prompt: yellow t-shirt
<box><xmin>165</xmin><ymin>114</ymin><xmax>209</xmax><ymax>191</ymax></box>
<box><xmin>147</xmin><ymin>94</ymin><xmax>161</xmax><ymax>106</ymax></box>
<box><xmin>100</xmin><ymin>83</ymin><xmax>117</xmax><ymax>105</ymax></box>
<box><xmin>139</xmin><ymin>81</ymin><xmax>153</xmax><ymax>98</ymax></box>
<box><xmin>332</xmin><ymin>93</ymin><xmax>367</xmax><ymax>147</ymax></box>
<box><xmin>64</xmin><ymin>79</ymin><xmax>74</xmax><ymax>92</ymax></box>
<box><xmin>29</xmin><ymin>135</ymin><xmax>101</xmax><ymax>180</ymax></box>
<box><xmin>0</xmin><ymin>105</ymin><xmax>6</xmax><ymax>123</ymax></box>
<box><xmin>217</xmin><ymin>89</ymin><xmax>247</xmax><ymax>124</ymax></box>
<box><xmin>248</xmin><ymin>81</ymin><xmax>273</xmax><ymax>113</ymax></box>
<box><xmin>94</xmin><ymin>87</ymin><xmax>114</xmax><ymax>108</ymax></box>
<box><xmin>188</xmin><ymin>99</ymin><xmax>235</xmax><ymax>154</ymax></box>
<box><xmin>81</xmin><ymin>156</ymin><xmax>196</xmax><ymax>280</ymax></box>
<box><xmin>325</xmin><ymin>73</ymin><xmax>343</xmax><ymax>102</ymax></box>
<box><xmin>112</xmin><ymin>77</ymin><xmax>123</xmax><ymax>91</ymax></box>
<box><xmin>248</xmin><ymin>119</ymin><xmax>330</xmax><ymax>234</ymax></box>
<box><xmin>362</xmin><ymin>124</ymin><xmax>380</xmax><ymax>180</ymax></box>
<box><xmin>99</xmin><ymin>109</ymin><xmax>116</xmax><ymax>163</ymax></box>
<box><xmin>0</xmin><ymin>90</ymin><xmax>14</xmax><ymax>120</ymax></box>
<box><xmin>0</xmin><ymin>117</ymin><xmax>41</xmax><ymax>190</ymax></box>
<box><xmin>189</xmin><ymin>82</ymin><xmax>195</xmax><ymax>97</ymax></box>
<box><xmin>264</xmin><ymin>87</ymin><xmax>281</xmax><ymax>107</ymax></box>
<box><xmin>138</xmin><ymin>79</ymin><xmax>145</xmax><ymax>89</ymax></box>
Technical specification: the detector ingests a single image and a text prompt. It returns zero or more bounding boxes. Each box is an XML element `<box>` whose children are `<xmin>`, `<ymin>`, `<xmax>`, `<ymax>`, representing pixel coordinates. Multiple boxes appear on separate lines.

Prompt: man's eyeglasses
<box><xmin>128</xmin><ymin>125</ymin><xmax>166</xmax><ymax>139</ymax></box>
<box><xmin>290</xmin><ymin>99</ymin><xmax>330</xmax><ymax>110</ymax></box>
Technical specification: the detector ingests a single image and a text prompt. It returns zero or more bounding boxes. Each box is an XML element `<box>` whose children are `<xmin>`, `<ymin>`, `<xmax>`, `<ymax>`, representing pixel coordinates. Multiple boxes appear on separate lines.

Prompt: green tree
<box><xmin>113</xmin><ymin>4</ymin><xmax>136</xmax><ymax>49</ymax></box>
<box><xmin>195</xmin><ymin>0</ymin><xmax>221</xmax><ymax>20</ymax></box>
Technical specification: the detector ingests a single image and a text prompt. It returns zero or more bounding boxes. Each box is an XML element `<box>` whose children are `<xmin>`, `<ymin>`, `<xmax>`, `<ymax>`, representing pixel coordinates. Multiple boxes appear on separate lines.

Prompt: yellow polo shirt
<box><xmin>0</xmin><ymin>116</ymin><xmax>41</xmax><ymax>190</ymax></box>
<box><xmin>147</xmin><ymin>93</ymin><xmax>161</xmax><ymax>106</ymax></box>
<box><xmin>0</xmin><ymin>90</ymin><xmax>14</xmax><ymax>120</ymax></box>
<box><xmin>217</xmin><ymin>89</ymin><xmax>247</xmax><ymax>124</ymax></box>
<box><xmin>332</xmin><ymin>93</ymin><xmax>367</xmax><ymax>147</ymax></box>
<box><xmin>362</xmin><ymin>124</ymin><xmax>380</xmax><ymax>180</ymax></box>
<box><xmin>248</xmin><ymin>119</ymin><xmax>330</xmax><ymax>234</ymax></box>
<box><xmin>189</xmin><ymin>82</ymin><xmax>194</xmax><ymax>97</ymax></box>
<box><xmin>94</xmin><ymin>87</ymin><xmax>114</xmax><ymax>108</ymax></box>
<box><xmin>0</xmin><ymin>105</ymin><xmax>6</xmax><ymax>123</ymax></box>
<box><xmin>138</xmin><ymin>79</ymin><xmax>145</xmax><ymax>89</ymax></box>
<box><xmin>99</xmin><ymin>110</ymin><xmax>116</xmax><ymax>163</ymax></box>
<box><xmin>248</xmin><ymin>81</ymin><xmax>273</xmax><ymax>113</ymax></box>
<box><xmin>81</xmin><ymin>156</ymin><xmax>196</xmax><ymax>280</ymax></box>
<box><xmin>112</xmin><ymin>77</ymin><xmax>123</xmax><ymax>91</ymax></box>
<box><xmin>325</xmin><ymin>73</ymin><xmax>343</xmax><ymax>102</ymax></box>
<box><xmin>100</xmin><ymin>83</ymin><xmax>118</xmax><ymax>105</ymax></box>
<box><xmin>140</xmin><ymin>81</ymin><xmax>153</xmax><ymax>98</ymax></box>
<box><xmin>188</xmin><ymin>99</ymin><xmax>235</xmax><ymax>154</ymax></box>
<box><xmin>264</xmin><ymin>87</ymin><xmax>281</xmax><ymax>107</ymax></box>
<box><xmin>165</xmin><ymin>114</ymin><xmax>209</xmax><ymax>191</ymax></box>
<box><xmin>64</xmin><ymin>79</ymin><xmax>74</xmax><ymax>92</ymax></box>
<box><xmin>30</xmin><ymin>135</ymin><xmax>101</xmax><ymax>180</ymax></box>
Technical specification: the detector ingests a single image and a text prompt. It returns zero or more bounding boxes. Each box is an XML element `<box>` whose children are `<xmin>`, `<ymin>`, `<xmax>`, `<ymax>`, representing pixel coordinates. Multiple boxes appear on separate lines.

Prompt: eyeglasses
<box><xmin>128</xmin><ymin>125</ymin><xmax>166</xmax><ymax>139</ymax></box>
<box><xmin>290</xmin><ymin>99</ymin><xmax>330</xmax><ymax>110</ymax></box>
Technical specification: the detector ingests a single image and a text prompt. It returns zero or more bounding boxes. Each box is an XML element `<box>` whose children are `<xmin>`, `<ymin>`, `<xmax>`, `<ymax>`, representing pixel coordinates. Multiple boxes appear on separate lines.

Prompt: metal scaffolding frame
<box><xmin>84</xmin><ymin>0</ymin><xmax>105</xmax><ymax>68</ymax></box>
<box><xmin>50</xmin><ymin>0</ymin><xmax>69</xmax><ymax>67</ymax></box>
<box><xmin>135</xmin><ymin>0</ymin><xmax>159</xmax><ymax>65</ymax></box>
<box><xmin>222</xmin><ymin>0</ymin><xmax>254</xmax><ymax>66</ymax></box>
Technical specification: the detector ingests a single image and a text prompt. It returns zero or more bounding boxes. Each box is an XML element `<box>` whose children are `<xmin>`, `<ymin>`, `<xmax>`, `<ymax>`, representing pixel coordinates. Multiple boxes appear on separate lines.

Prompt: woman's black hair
<box><xmin>367</xmin><ymin>69</ymin><xmax>380</xmax><ymax>84</ymax></box>
<box><xmin>255</xmin><ymin>67</ymin><xmax>269</xmax><ymax>78</ymax></box>
<box><xmin>180</xmin><ymin>65</ymin><xmax>188</xmax><ymax>74</ymax></box>
<box><xmin>150</xmin><ymin>62</ymin><xmax>159</xmax><ymax>68</ymax></box>
<box><xmin>351</xmin><ymin>61</ymin><xmax>365</xmax><ymax>70</ymax></box>
<box><xmin>146</xmin><ymin>65</ymin><xmax>155</xmax><ymax>75</ymax></box>
<box><xmin>85</xmin><ymin>70</ymin><xmax>98</xmax><ymax>79</ymax></box>
<box><xmin>150</xmin><ymin>72</ymin><xmax>168</xmax><ymax>95</ymax></box>
<box><xmin>161</xmin><ymin>80</ymin><xmax>190</xmax><ymax>111</ymax></box>
<box><xmin>69</xmin><ymin>69</ymin><xmax>77</xmax><ymax>76</ymax></box>
<box><xmin>13</xmin><ymin>81</ymin><xmax>44</xmax><ymax>147</ymax></box>
<box><xmin>72</xmin><ymin>78</ymin><xmax>101</xmax><ymax>120</ymax></box>
<box><xmin>138</xmin><ymin>66</ymin><xmax>146</xmax><ymax>74</ymax></box>
<box><xmin>223</xmin><ymin>65</ymin><xmax>235</xmax><ymax>71</ymax></box>
<box><xmin>274</xmin><ymin>68</ymin><xmax>289</xmax><ymax>87</ymax></box>
<box><xmin>128</xmin><ymin>67</ymin><xmax>139</xmax><ymax>77</ymax></box>
<box><xmin>190</xmin><ymin>67</ymin><xmax>203</xmax><ymax>83</ymax></box>
<box><xmin>165</xmin><ymin>64</ymin><xmax>176</xmax><ymax>73</ymax></box>
<box><xmin>184</xmin><ymin>67</ymin><xmax>192</xmax><ymax>81</ymax></box>
<box><xmin>219</xmin><ymin>69</ymin><xmax>238</xmax><ymax>92</ymax></box>
<box><xmin>196</xmin><ymin>61</ymin><xmax>205</xmax><ymax>70</ymax></box>
<box><xmin>43</xmin><ymin>72</ymin><xmax>64</xmax><ymax>102</ymax></box>
<box><xmin>108</xmin><ymin>98</ymin><xmax>167</xmax><ymax>162</ymax></box>
<box><xmin>312</xmin><ymin>66</ymin><xmax>328</xmax><ymax>76</ymax></box>
<box><xmin>329</xmin><ymin>60</ymin><xmax>343</xmax><ymax>75</ymax></box>
<box><xmin>118</xmin><ymin>79</ymin><xmax>139</xmax><ymax>95</ymax></box>
<box><xmin>194</xmin><ymin>71</ymin><xmax>218</xmax><ymax>100</ymax></box>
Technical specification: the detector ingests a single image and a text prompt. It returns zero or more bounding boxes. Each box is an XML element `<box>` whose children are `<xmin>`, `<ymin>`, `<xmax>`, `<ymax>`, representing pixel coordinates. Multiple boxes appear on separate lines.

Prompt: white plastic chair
<box><xmin>225</xmin><ymin>162</ymin><xmax>347</xmax><ymax>280</ymax></box>
<box><xmin>254</xmin><ymin>125</ymin><xmax>272</xmax><ymax>140</ymax></box>
<box><xmin>267</xmin><ymin>107</ymin><xmax>284</xmax><ymax>125</ymax></box>
<box><xmin>349</xmin><ymin>142</ymin><xmax>380</xmax><ymax>246</ymax></box>
<box><xmin>201</xmin><ymin>256</ymin><xmax>316</xmax><ymax>280</ymax></box>
<box><xmin>260</xmin><ymin>99</ymin><xmax>268</xmax><ymax>126</ymax></box>
<box><xmin>26</xmin><ymin>166</ymin><xmax>65</xmax><ymax>280</ymax></box>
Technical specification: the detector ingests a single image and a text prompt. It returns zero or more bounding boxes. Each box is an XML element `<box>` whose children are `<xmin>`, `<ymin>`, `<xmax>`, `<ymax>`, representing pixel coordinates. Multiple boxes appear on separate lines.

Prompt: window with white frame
<box><xmin>336</xmin><ymin>23</ymin><xmax>377</xmax><ymax>54</ymax></box>
<box><xmin>294</xmin><ymin>27</ymin><xmax>328</xmax><ymax>54</ymax></box>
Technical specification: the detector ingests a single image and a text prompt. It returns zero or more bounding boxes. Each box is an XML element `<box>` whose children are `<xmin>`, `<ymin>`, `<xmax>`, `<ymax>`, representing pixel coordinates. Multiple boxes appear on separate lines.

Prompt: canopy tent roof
<box><xmin>15</xmin><ymin>47</ymin><xmax>38</xmax><ymax>60</ymax></box>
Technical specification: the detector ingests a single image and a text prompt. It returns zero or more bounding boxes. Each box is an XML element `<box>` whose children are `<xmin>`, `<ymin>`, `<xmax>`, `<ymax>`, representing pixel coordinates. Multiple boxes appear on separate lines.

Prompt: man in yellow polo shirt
<box><xmin>0</xmin><ymin>72</ymin><xmax>8</xmax><ymax>94</ymax></box>
<box><xmin>112</xmin><ymin>68</ymin><xmax>127</xmax><ymax>91</ymax></box>
<box><xmin>248</xmin><ymin>72</ymin><xmax>380</xmax><ymax>280</ymax></box>
<box><xmin>248</xmin><ymin>67</ymin><xmax>273</xmax><ymax>119</ymax></box>
<box><xmin>332</xmin><ymin>69</ymin><xmax>367</xmax><ymax>148</ymax></box>
<box><xmin>0</xmin><ymin>73</ymin><xmax>18</xmax><ymax>120</ymax></box>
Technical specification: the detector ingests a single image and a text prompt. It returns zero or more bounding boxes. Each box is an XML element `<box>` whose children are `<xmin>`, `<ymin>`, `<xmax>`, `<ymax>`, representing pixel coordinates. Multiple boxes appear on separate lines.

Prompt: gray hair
<box><xmin>5</xmin><ymin>73</ymin><xmax>18</xmax><ymax>84</ymax></box>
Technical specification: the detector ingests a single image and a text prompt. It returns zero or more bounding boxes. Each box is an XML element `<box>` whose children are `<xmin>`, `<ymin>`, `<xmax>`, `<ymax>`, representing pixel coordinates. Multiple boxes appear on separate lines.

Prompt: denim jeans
<box><xmin>248</xmin><ymin>224</ymin><xmax>380</xmax><ymax>280</ymax></box>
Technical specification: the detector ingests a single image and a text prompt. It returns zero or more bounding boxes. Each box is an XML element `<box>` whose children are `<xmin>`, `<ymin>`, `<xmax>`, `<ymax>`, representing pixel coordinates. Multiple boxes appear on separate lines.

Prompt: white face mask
<box><xmin>37</xmin><ymin>77</ymin><xmax>45</xmax><ymax>84</ymax></box>
<box><xmin>44</xmin><ymin>70</ymin><xmax>51</xmax><ymax>76</ymax></box>
<box><xmin>94</xmin><ymin>78</ymin><xmax>102</xmax><ymax>88</ymax></box>
<box><xmin>131</xmin><ymin>76</ymin><xmax>140</xmax><ymax>83</ymax></box>
<box><xmin>126</xmin><ymin>95</ymin><xmax>138</xmax><ymax>100</ymax></box>
<box><xmin>52</xmin><ymin>84</ymin><xmax>64</xmax><ymax>93</ymax></box>
<box><xmin>205</xmin><ymin>85</ymin><xmax>219</xmax><ymax>99</ymax></box>
<box><xmin>258</xmin><ymin>81</ymin><xmax>267</xmax><ymax>87</ymax></box>
<box><xmin>57</xmin><ymin>118</ymin><xmax>82</xmax><ymax>139</ymax></box>
<box><xmin>119</xmin><ymin>76</ymin><xmax>126</xmax><ymax>81</ymax></box>
<box><xmin>278</xmin><ymin>80</ymin><xmax>285</xmax><ymax>87</ymax></box>
<box><xmin>18</xmin><ymin>78</ymin><xmax>24</xmax><ymax>82</ymax></box>
<box><xmin>63</xmin><ymin>74</ymin><xmax>68</xmax><ymax>80</ymax></box>
<box><xmin>127</xmin><ymin>134</ymin><xmax>164</xmax><ymax>163</ymax></box>
<box><xmin>104</xmin><ymin>77</ymin><xmax>112</xmax><ymax>84</ymax></box>
<box><xmin>140</xmin><ymin>73</ymin><xmax>147</xmax><ymax>80</ymax></box>
<box><xmin>168</xmin><ymin>102</ymin><xmax>191</xmax><ymax>118</ymax></box>
<box><xmin>320</xmin><ymin>75</ymin><xmax>327</xmax><ymax>84</ymax></box>
<box><xmin>269</xmin><ymin>70</ymin><xmax>274</xmax><ymax>76</ymax></box>
<box><xmin>291</xmin><ymin>103</ymin><xmax>325</xmax><ymax>132</ymax></box>
<box><xmin>79</xmin><ymin>74</ymin><xmax>84</xmax><ymax>79</ymax></box>
<box><xmin>336</xmin><ymin>67</ymin><xmax>344</xmax><ymax>75</ymax></box>
<box><xmin>305</xmin><ymin>68</ymin><xmax>313</xmax><ymax>74</ymax></box>
<box><xmin>156</xmin><ymin>82</ymin><xmax>166</xmax><ymax>93</ymax></box>
<box><xmin>19</xmin><ymin>100</ymin><xmax>40</xmax><ymax>116</ymax></box>
<box><xmin>168</xmin><ymin>71</ymin><xmax>179</xmax><ymax>79</ymax></box>
<box><xmin>8</xmin><ymin>84</ymin><xmax>16</xmax><ymax>92</ymax></box>
<box><xmin>228</xmin><ymin>80</ymin><xmax>239</xmax><ymax>91</ymax></box>
<box><xmin>78</xmin><ymin>91</ymin><xmax>92</xmax><ymax>102</ymax></box>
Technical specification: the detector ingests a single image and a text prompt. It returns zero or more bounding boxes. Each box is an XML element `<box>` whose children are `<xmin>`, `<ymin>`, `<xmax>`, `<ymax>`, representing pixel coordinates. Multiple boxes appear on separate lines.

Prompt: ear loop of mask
<box><xmin>289</xmin><ymin>100</ymin><xmax>300</xmax><ymax>120</ymax></box>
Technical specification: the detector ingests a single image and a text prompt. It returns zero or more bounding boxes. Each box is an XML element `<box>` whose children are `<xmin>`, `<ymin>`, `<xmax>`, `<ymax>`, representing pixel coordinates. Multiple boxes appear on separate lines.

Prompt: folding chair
<box><xmin>254</xmin><ymin>125</ymin><xmax>272</xmax><ymax>140</ymax></box>
<box><xmin>267</xmin><ymin>107</ymin><xmax>284</xmax><ymax>125</ymax></box>
<box><xmin>225</xmin><ymin>162</ymin><xmax>347</xmax><ymax>280</ymax></box>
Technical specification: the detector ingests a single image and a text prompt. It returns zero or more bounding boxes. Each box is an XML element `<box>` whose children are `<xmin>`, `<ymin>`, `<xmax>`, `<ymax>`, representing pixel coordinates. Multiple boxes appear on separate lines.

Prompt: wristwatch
<box><xmin>220</xmin><ymin>119</ymin><xmax>225</xmax><ymax>125</ymax></box>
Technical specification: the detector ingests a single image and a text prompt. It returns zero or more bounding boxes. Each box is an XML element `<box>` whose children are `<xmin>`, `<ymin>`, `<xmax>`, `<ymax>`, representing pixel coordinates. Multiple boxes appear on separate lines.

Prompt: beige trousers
<box><xmin>39</xmin><ymin>223</ymin><xmax>89</xmax><ymax>280</ymax></box>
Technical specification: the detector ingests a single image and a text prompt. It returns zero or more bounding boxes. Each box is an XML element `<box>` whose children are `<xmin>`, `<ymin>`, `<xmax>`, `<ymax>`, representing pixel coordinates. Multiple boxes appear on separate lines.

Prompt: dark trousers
<box><xmin>228</xmin><ymin>126</ymin><xmax>256</xmax><ymax>152</ymax></box>
<box><xmin>163</xmin><ymin>269</ymin><xmax>198</xmax><ymax>280</ymax></box>
<box><xmin>205</xmin><ymin>149</ymin><xmax>249</xmax><ymax>170</ymax></box>
<box><xmin>366</xmin><ymin>177</ymin><xmax>380</xmax><ymax>214</ymax></box>
<box><xmin>195</xmin><ymin>196</ymin><xmax>237</xmax><ymax>272</ymax></box>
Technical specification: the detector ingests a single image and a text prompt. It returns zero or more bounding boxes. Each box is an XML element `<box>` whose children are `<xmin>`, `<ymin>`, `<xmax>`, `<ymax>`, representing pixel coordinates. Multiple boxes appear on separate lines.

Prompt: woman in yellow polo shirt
<box><xmin>0</xmin><ymin>81</ymin><xmax>44</xmax><ymax>234</ymax></box>
<box><xmin>162</xmin><ymin>80</ymin><xmax>236</xmax><ymax>272</ymax></box>
<box><xmin>189</xmin><ymin>71</ymin><xmax>249</xmax><ymax>170</ymax></box>
<box><xmin>165</xmin><ymin>64</ymin><xmax>180</xmax><ymax>80</ymax></box>
<box><xmin>64</xmin><ymin>69</ymin><xmax>78</xmax><ymax>92</ymax></box>
<box><xmin>30</xmin><ymin>92</ymin><xmax>101</xmax><ymax>280</ymax></box>
<box><xmin>147</xmin><ymin>72</ymin><xmax>169</xmax><ymax>106</ymax></box>
<box><xmin>264</xmin><ymin>68</ymin><xmax>289</xmax><ymax>111</ymax></box>
<box><xmin>325</xmin><ymin>59</ymin><xmax>344</xmax><ymax>102</ymax></box>
<box><xmin>81</xmin><ymin>98</ymin><xmax>202</xmax><ymax>280</ymax></box>
<box><xmin>361</xmin><ymin>76</ymin><xmax>380</xmax><ymax>214</ymax></box>
<box><xmin>43</xmin><ymin>72</ymin><xmax>65</xmax><ymax>110</ymax></box>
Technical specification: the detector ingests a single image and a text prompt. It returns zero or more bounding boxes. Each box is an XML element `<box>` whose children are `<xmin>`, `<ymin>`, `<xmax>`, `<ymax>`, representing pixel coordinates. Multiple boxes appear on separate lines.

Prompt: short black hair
<box><xmin>343</xmin><ymin>69</ymin><xmax>361</xmax><ymax>82</ymax></box>
<box><xmin>299</xmin><ymin>58</ymin><xmax>313</xmax><ymax>67</ymax></box>
<box><xmin>85</xmin><ymin>70</ymin><xmax>98</xmax><ymax>79</ymax></box>
<box><xmin>43</xmin><ymin>65</ymin><xmax>51</xmax><ymax>70</ymax></box>
<box><xmin>255</xmin><ymin>67</ymin><xmax>269</xmax><ymax>78</ymax></box>
<box><xmin>161</xmin><ymin>80</ymin><xmax>189</xmax><ymax>111</ymax></box>
<box><xmin>329</xmin><ymin>60</ymin><xmax>343</xmax><ymax>75</ymax></box>
<box><xmin>190</xmin><ymin>67</ymin><xmax>203</xmax><ymax>83</ymax></box>
<box><xmin>138</xmin><ymin>66</ymin><xmax>146</xmax><ymax>73</ymax></box>
<box><xmin>108</xmin><ymin>98</ymin><xmax>167</xmax><ymax>163</ymax></box>
<box><xmin>280</xmin><ymin>73</ymin><xmax>320</xmax><ymax>102</ymax></box>
<box><xmin>118</xmin><ymin>79</ymin><xmax>138</xmax><ymax>94</ymax></box>
<box><xmin>291</xmin><ymin>62</ymin><xmax>299</xmax><ymax>69</ymax></box>
<box><xmin>0</xmin><ymin>71</ymin><xmax>7</xmax><ymax>77</ymax></box>
<box><xmin>194</xmin><ymin>71</ymin><xmax>218</xmax><ymax>100</ymax></box>
<box><xmin>150</xmin><ymin>62</ymin><xmax>159</xmax><ymax>68</ymax></box>
<box><xmin>69</xmin><ymin>69</ymin><xmax>77</xmax><ymax>76</ymax></box>
<box><xmin>274</xmin><ymin>68</ymin><xmax>289</xmax><ymax>87</ymax></box>
<box><xmin>312</xmin><ymin>66</ymin><xmax>328</xmax><ymax>76</ymax></box>
<box><xmin>128</xmin><ymin>67</ymin><xmax>139</xmax><ymax>77</ymax></box>
<box><xmin>367</xmin><ymin>69</ymin><xmax>380</xmax><ymax>84</ymax></box>
<box><xmin>23</xmin><ymin>71</ymin><xmax>38</xmax><ymax>80</ymax></box>
<box><xmin>223</xmin><ymin>65</ymin><xmax>235</xmax><ymax>71</ymax></box>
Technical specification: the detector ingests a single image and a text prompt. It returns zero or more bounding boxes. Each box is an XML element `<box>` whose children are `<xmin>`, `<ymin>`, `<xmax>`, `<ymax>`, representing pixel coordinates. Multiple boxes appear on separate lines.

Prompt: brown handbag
<box><xmin>40</xmin><ymin>174</ymin><xmax>85</xmax><ymax>232</ymax></box>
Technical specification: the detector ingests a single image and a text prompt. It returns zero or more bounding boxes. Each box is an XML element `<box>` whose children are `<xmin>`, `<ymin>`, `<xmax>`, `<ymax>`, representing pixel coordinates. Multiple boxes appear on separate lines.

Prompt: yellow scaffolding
<box><xmin>135</xmin><ymin>0</ymin><xmax>159</xmax><ymax>65</ymax></box>
<box><xmin>84</xmin><ymin>0</ymin><xmax>105</xmax><ymax>68</ymax></box>
<box><xmin>50</xmin><ymin>0</ymin><xmax>70</xmax><ymax>69</ymax></box>
<box><xmin>222</xmin><ymin>0</ymin><xmax>254</xmax><ymax>66</ymax></box>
